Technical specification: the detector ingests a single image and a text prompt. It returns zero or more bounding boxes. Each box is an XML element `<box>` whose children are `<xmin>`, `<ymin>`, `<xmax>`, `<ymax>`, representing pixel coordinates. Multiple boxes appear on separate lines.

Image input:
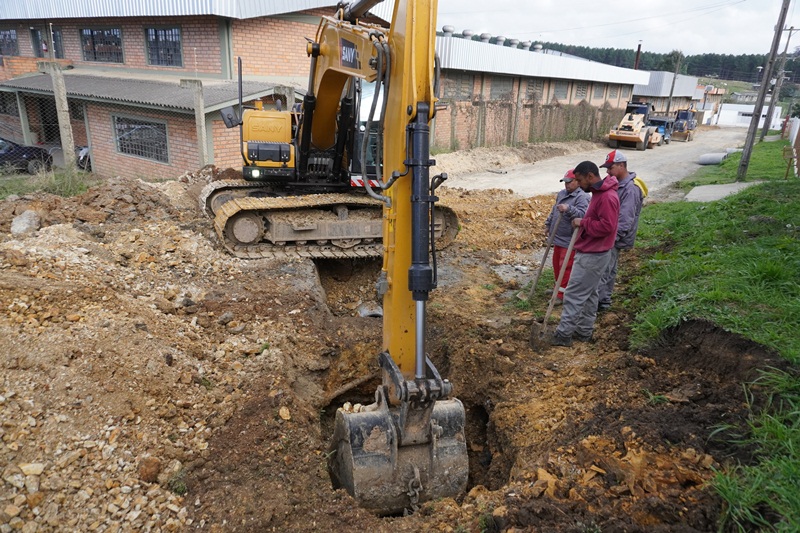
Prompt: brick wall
<box><xmin>431</xmin><ymin>71</ymin><xmax>628</xmax><ymax>150</ymax></box>
<box><xmin>211</xmin><ymin>118</ymin><xmax>244</xmax><ymax>170</ymax></box>
<box><xmin>1</xmin><ymin>17</ymin><xmax>223</xmax><ymax>78</ymax></box>
<box><xmin>86</xmin><ymin>103</ymin><xmax>198</xmax><ymax>180</ymax></box>
<box><xmin>231</xmin><ymin>17</ymin><xmax>316</xmax><ymax>78</ymax></box>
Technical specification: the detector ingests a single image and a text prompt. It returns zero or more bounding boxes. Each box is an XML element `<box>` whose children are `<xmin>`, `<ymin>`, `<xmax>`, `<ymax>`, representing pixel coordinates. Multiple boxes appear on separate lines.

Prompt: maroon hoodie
<box><xmin>574</xmin><ymin>175</ymin><xmax>619</xmax><ymax>254</ymax></box>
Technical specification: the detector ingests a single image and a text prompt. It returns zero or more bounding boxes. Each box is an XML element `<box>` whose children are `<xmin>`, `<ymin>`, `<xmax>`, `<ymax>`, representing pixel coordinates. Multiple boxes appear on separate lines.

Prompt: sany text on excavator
<box><xmin>200</xmin><ymin>0</ymin><xmax>458</xmax><ymax>261</ymax></box>
<box><xmin>321</xmin><ymin>0</ymin><xmax>469</xmax><ymax>515</ymax></box>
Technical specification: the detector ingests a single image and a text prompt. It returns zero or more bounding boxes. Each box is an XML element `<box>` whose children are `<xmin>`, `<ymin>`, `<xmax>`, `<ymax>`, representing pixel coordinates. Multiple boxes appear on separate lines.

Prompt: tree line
<box><xmin>540</xmin><ymin>42</ymin><xmax>776</xmax><ymax>84</ymax></box>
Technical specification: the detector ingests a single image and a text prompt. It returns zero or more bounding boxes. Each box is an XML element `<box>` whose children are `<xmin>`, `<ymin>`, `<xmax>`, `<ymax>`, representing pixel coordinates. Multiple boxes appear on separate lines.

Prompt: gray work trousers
<box><xmin>596</xmin><ymin>247</ymin><xmax>620</xmax><ymax>307</ymax></box>
<box><xmin>555</xmin><ymin>249</ymin><xmax>613</xmax><ymax>338</ymax></box>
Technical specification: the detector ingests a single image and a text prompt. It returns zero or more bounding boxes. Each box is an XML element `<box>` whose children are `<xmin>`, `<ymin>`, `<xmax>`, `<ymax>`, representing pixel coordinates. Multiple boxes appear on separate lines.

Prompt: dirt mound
<box><xmin>435</xmin><ymin>141</ymin><xmax>602</xmax><ymax>178</ymax></box>
<box><xmin>0</xmin><ymin>177</ymin><xmax>182</xmax><ymax>235</ymax></box>
<box><xmin>0</xmin><ymin>157</ymin><xmax>783</xmax><ymax>532</ymax></box>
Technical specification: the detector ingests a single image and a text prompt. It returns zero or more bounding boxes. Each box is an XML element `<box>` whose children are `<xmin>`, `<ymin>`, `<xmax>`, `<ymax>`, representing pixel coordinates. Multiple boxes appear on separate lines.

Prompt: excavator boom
<box><xmin>326</xmin><ymin>0</ymin><xmax>468</xmax><ymax>515</ymax></box>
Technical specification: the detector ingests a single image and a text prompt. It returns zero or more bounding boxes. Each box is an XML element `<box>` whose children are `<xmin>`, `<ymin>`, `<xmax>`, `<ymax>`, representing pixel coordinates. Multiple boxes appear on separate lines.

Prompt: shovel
<box><xmin>530</xmin><ymin>225</ymin><xmax>580</xmax><ymax>351</ymax></box>
<box><xmin>518</xmin><ymin>212</ymin><xmax>562</xmax><ymax>304</ymax></box>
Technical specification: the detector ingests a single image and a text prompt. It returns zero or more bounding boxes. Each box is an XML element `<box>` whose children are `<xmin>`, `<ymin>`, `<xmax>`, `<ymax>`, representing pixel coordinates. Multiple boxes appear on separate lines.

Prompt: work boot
<box><xmin>545</xmin><ymin>288</ymin><xmax>554</xmax><ymax>296</ymax></box>
<box><xmin>597</xmin><ymin>302</ymin><xmax>611</xmax><ymax>312</ymax></box>
<box><xmin>574</xmin><ymin>332</ymin><xmax>594</xmax><ymax>343</ymax></box>
<box><xmin>549</xmin><ymin>333</ymin><xmax>573</xmax><ymax>347</ymax></box>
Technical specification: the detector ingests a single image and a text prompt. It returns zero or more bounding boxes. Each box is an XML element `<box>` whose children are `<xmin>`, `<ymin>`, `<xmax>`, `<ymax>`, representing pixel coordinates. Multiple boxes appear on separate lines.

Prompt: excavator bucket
<box><xmin>328</xmin><ymin>389</ymin><xmax>469</xmax><ymax>515</ymax></box>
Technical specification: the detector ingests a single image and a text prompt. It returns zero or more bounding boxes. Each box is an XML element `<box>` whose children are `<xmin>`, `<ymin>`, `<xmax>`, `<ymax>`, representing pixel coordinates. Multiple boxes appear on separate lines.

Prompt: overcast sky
<box><xmin>436</xmin><ymin>0</ymin><xmax>800</xmax><ymax>57</ymax></box>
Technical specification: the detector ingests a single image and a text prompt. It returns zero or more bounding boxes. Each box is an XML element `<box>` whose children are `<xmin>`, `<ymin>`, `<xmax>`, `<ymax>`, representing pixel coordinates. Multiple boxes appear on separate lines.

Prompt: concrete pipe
<box><xmin>698</xmin><ymin>153</ymin><xmax>729</xmax><ymax>165</ymax></box>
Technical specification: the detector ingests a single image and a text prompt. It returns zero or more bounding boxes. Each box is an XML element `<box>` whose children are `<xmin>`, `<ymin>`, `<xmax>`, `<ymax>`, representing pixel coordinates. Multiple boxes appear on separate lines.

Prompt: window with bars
<box><xmin>441</xmin><ymin>71</ymin><xmax>474</xmax><ymax>101</ymax></box>
<box><xmin>593</xmin><ymin>84</ymin><xmax>605</xmax><ymax>99</ymax></box>
<box><xmin>145</xmin><ymin>27</ymin><xmax>183</xmax><ymax>67</ymax></box>
<box><xmin>81</xmin><ymin>28</ymin><xmax>123</xmax><ymax>63</ymax></box>
<box><xmin>526</xmin><ymin>79</ymin><xmax>544</xmax><ymax>101</ymax></box>
<box><xmin>575</xmin><ymin>82</ymin><xmax>588</xmax><ymax>100</ymax></box>
<box><xmin>31</xmin><ymin>27</ymin><xmax>64</xmax><ymax>59</ymax></box>
<box><xmin>609</xmin><ymin>85</ymin><xmax>619</xmax><ymax>98</ymax></box>
<box><xmin>0</xmin><ymin>29</ymin><xmax>19</xmax><ymax>56</ymax></box>
<box><xmin>113</xmin><ymin>116</ymin><xmax>169</xmax><ymax>163</ymax></box>
<box><xmin>553</xmin><ymin>80</ymin><xmax>569</xmax><ymax>101</ymax></box>
<box><xmin>0</xmin><ymin>93</ymin><xmax>18</xmax><ymax>116</ymax></box>
<box><xmin>490</xmin><ymin>76</ymin><xmax>513</xmax><ymax>100</ymax></box>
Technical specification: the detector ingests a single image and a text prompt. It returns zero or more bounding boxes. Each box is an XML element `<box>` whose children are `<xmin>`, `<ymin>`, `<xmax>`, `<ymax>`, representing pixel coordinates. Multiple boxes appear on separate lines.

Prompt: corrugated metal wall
<box><xmin>0</xmin><ymin>0</ymin><xmax>338</xmax><ymax>20</ymax></box>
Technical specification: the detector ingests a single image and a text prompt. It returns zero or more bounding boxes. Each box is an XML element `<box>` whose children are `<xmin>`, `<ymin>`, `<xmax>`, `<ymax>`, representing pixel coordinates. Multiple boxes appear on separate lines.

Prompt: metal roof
<box><xmin>633</xmin><ymin>71</ymin><xmax>698</xmax><ymax>98</ymax></box>
<box><xmin>436</xmin><ymin>36</ymin><xmax>650</xmax><ymax>85</ymax></box>
<box><xmin>0</xmin><ymin>73</ymin><xmax>283</xmax><ymax>113</ymax></box>
<box><xmin>0</xmin><ymin>0</ymin><xmax>395</xmax><ymax>21</ymax></box>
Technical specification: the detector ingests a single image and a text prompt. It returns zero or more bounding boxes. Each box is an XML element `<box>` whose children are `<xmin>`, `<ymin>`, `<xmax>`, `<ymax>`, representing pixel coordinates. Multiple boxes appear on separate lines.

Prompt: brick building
<box><xmin>432</xmin><ymin>32</ymin><xmax>649</xmax><ymax>151</ymax></box>
<box><xmin>0</xmin><ymin>1</ymin><xmax>652</xmax><ymax>179</ymax></box>
<box><xmin>0</xmin><ymin>2</ymin><xmax>342</xmax><ymax>179</ymax></box>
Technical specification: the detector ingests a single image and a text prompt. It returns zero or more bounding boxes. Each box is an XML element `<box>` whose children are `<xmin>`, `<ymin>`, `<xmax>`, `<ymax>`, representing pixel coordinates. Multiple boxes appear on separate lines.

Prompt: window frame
<box><xmin>0</xmin><ymin>29</ymin><xmax>20</xmax><ymax>57</ymax></box>
<box><xmin>441</xmin><ymin>71</ymin><xmax>474</xmax><ymax>101</ymax></box>
<box><xmin>112</xmin><ymin>114</ymin><xmax>170</xmax><ymax>164</ymax></box>
<box><xmin>80</xmin><ymin>27</ymin><xmax>124</xmax><ymax>63</ymax></box>
<box><xmin>490</xmin><ymin>75</ymin><xmax>514</xmax><ymax>100</ymax></box>
<box><xmin>553</xmin><ymin>80</ymin><xmax>569</xmax><ymax>101</ymax></box>
<box><xmin>593</xmin><ymin>84</ymin><xmax>605</xmax><ymax>99</ymax></box>
<box><xmin>144</xmin><ymin>26</ymin><xmax>183</xmax><ymax>68</ymax></box>
<box><xmin>575</xmin><ymin>82</ymin><xmax>588</xmax><ymax>101</ymax></box>
<box><xmin>31</xmin><ymin>27</ymin><xmax>65</xmax><ymax>59</ymax></box>
<box><xmin>526</xmin><ymin>78</ymin><xmax>544</xmax><ymax>101</ymax></box>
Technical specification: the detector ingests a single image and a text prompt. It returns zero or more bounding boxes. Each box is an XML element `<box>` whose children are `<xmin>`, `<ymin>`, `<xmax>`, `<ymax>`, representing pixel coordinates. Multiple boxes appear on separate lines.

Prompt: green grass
<box><xmin>677</xmin><ymin>140</ymin><xmax>793</xmax><ymax>191</ymax></box>
<box><xmin>0</xmin><ymin>167</ymin><xmax>98</xmax><ymax>199</ymax></box>
<box><xmin>713</xmin><ymin>368</ymin><xmax>800</xmax><ymax>532</ymax></box>
<box><xmin>625</xmin><ymin>137</ymin><xmax>800</xmax><ymax>530</ymax></box>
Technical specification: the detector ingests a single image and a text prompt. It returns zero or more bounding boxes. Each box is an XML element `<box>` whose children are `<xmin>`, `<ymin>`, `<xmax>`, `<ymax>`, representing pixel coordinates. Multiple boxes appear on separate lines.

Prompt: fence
<box><xmin>431</xmin><ymin>98</ymin><xmax>621</xmax><ymax>153</ymax></box>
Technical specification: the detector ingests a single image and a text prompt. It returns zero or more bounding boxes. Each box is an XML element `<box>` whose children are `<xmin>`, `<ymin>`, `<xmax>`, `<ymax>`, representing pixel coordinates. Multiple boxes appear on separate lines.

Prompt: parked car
<box><xmin>0</xmin><ymin>137</ymin><xmax>53</xmax><ymax>174</ymax></box>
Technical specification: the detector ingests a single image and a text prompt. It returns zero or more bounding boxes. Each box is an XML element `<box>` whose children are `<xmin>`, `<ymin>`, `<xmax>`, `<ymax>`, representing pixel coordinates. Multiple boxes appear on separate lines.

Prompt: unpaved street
<box><xmin>443</xmin><ymin>126</ymin><xmax>748</xmax><ymax>199</ymax></box>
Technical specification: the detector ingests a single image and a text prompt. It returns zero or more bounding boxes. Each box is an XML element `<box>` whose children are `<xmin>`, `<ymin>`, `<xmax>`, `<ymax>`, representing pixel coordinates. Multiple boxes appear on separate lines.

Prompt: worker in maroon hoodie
<box><xmin>551</xmin><ymin>160</ymin><xmax>619</xmax><ymax>347</ymax></box>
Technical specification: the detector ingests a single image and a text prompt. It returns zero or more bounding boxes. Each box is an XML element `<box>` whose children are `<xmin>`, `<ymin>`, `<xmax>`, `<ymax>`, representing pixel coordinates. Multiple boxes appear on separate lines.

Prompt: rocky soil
<box><xmin>0</xmin><ymin>143</ymin><xmax>785</xmax><ymax>532</ymax></box>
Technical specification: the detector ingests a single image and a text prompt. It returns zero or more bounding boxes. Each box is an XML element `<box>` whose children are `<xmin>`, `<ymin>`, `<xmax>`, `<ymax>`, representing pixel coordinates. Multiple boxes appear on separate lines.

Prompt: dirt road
<box><xmin>444</xmin><ymin>126</ymin><xmax>747</xmax><ymax>199</ymax></box>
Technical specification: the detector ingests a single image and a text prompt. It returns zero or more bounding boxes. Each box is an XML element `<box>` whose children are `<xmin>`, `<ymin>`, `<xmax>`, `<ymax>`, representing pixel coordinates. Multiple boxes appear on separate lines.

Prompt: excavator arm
<box><xmin>326</xmin><ymin>0</ymin><xmax>468</xmax><ymax>515</ymax></box>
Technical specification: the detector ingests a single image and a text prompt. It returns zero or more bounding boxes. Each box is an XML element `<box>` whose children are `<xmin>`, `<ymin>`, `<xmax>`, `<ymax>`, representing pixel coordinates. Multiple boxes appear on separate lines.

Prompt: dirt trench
<box><xmin>176</xmin><ymin>188</ymin><xmax>785</xmax><ymax>532</ymax></box>
<box><xmin>0</xmin><ymin>166</ymin><xmax>786</xmax><ymax>533</ymax></box>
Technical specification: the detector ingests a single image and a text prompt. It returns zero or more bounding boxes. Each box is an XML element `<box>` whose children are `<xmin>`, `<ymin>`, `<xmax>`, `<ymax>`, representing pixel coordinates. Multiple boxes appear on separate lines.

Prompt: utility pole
<box><xmin>738</xmin><ymin>0</ymin><xmax>791</xmax><ymax>181</ymax></box>
<box><xmin>665</xmin><ymin>52</ymin><xmax>682</xmax><ymax>116</ymax></box>
<box><xmin>761</xmin><ymin>26</ymin><xmax>797</xmax><ymax>140</ymax></box>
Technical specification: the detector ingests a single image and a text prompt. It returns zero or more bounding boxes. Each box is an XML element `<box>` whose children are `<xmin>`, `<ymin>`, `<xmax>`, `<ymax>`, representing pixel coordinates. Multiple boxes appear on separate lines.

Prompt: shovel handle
<box><xmin>527</xmin><ymin>211</ymin><xmax>562</xmax><ymax>304</ymax></box>
<box><xmin>539</xmin><ymin>225</ymin><xmax>580</xmax><ymax>337</ymax></box>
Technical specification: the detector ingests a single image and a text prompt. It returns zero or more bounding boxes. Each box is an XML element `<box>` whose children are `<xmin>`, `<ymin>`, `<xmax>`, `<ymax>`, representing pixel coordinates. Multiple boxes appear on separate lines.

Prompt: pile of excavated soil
<box><xmin>434</xmin><ymin>141</ymin><xmax>601</xmax><ymax>178</ymax></box>
<box><xmin>0</xmin><ymin>147</ymin><xmax>785</xmax><ymax>532</ymax></box>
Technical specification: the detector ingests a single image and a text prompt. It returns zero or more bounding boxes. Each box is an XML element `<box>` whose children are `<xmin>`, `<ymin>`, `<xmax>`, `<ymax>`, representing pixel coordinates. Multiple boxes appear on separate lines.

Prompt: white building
<box><xmin>711</xmin><ymin>103</ymin><xmax>783</xmax><ymax>128</ymax></box>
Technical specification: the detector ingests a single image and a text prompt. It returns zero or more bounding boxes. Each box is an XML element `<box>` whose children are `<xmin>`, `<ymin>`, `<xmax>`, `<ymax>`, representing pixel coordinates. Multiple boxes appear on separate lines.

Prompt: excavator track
<box><xmin>205</xmin><ymin>187</ymin><xmax>458</xmax><ymax>260</ymax></box>
<box><xmin>199</xmin><ymin>179</ymin><xmax>263</xmax><ymax>218</ymax></box>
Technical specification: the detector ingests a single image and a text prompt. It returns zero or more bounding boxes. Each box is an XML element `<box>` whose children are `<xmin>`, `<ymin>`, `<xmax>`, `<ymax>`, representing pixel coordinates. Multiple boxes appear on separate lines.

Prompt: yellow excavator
<box><xmin>201</xmin><ymin>1</ymin><xmax>458</xmax><ymax>260</ymax></box>
<box><xmin>317</xmin><ymin>0</ymin><xmax>468</xmax><ymax>515</ymax></box>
